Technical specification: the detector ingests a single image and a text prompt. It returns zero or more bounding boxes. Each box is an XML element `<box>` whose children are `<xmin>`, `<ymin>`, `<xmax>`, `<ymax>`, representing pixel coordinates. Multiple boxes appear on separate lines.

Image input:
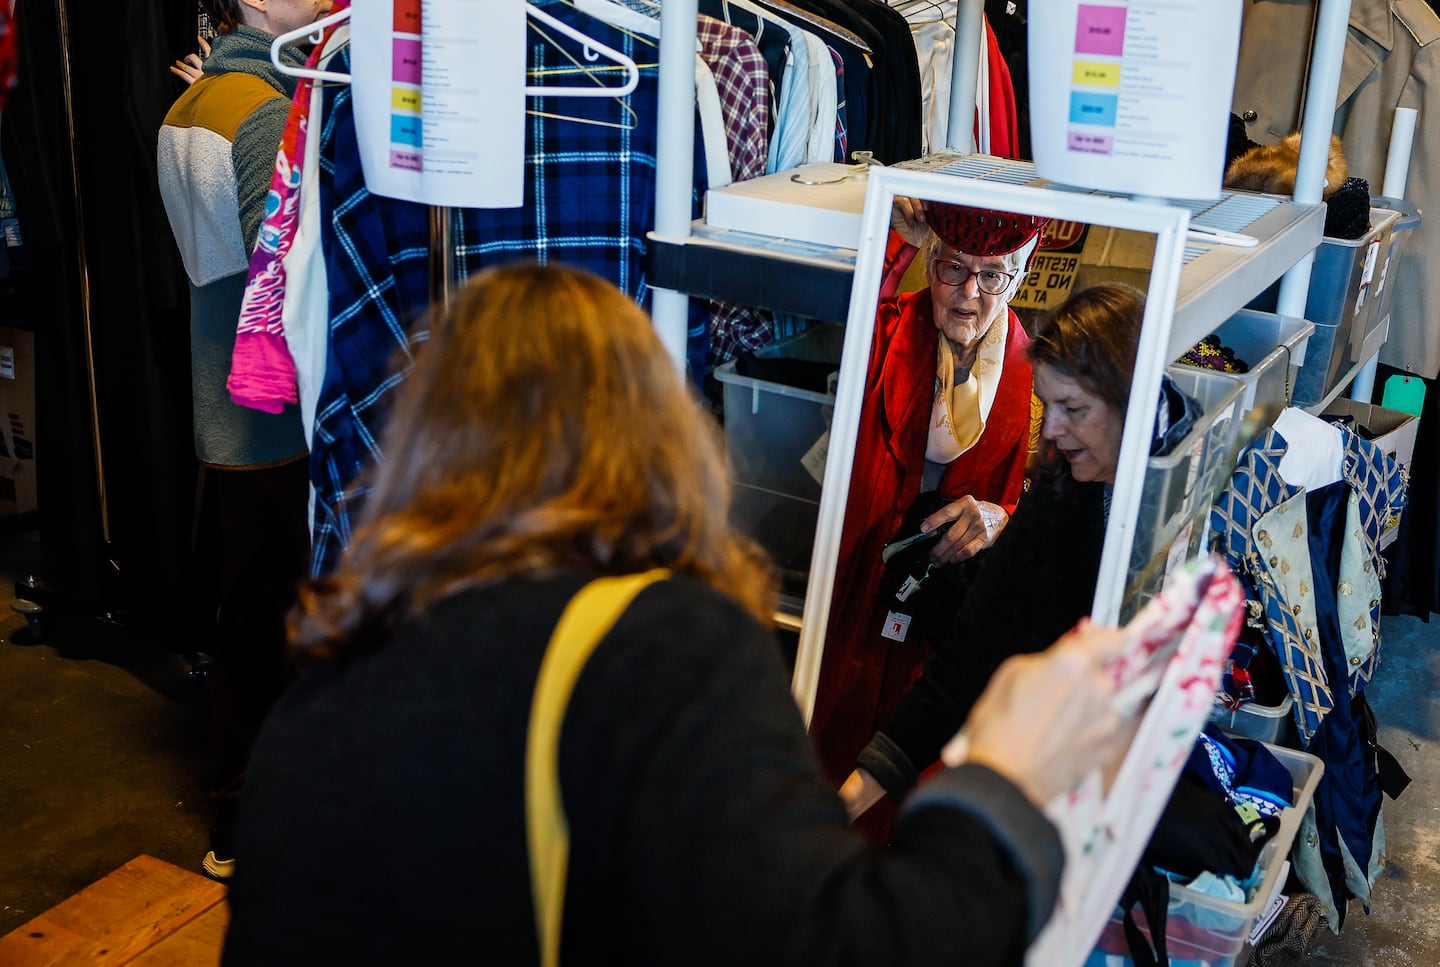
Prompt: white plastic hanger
<box><xmin>269</xmin><ymin>3</ymin><xmax>639</xmax><ymax>97</ymax></box>
<box><xmin>270</xmin><ymin>7</ymin><xmax>354</xmax><ymax>84</ymax></box>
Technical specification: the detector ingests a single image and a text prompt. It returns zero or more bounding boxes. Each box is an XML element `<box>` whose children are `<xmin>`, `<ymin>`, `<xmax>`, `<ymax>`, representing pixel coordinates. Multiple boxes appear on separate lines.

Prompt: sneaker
<box><xmin>202</xmin><ymin>849</ymin><xmax>235</xmax><ymax>882</ymax></box>
<box><xmin>204</xmin><ymin>801</ymin><xmax>237</xmax><ymax>882</ymax></box>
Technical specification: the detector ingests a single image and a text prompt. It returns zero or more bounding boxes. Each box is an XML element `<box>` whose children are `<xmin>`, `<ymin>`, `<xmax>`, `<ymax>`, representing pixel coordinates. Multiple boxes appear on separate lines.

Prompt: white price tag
<box><xmin>880</xmin><ymin>610</ymin><xmax>912</xmax><ymax>642</ymax></box>
<box><xmin>895</xmin><ymin>574</ymin><xmax>922</xmax><ymax>603</ymax></box>
<box><xmin>801</xmin><ymin>430</ymin><xmax>829</xmax><ymax>487</ymax></box>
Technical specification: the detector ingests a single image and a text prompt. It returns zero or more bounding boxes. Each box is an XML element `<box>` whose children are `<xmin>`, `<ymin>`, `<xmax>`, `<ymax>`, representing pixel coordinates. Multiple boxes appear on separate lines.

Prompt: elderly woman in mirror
<box><xmin>842</xmin><ymin>281</ymin><xmax>1202</xmax><ymax>823</ymax></box>
<box><xmin>809</xmin><ymin>200</ymin><xmax>1048</xmax><ymax>795</ymax></box>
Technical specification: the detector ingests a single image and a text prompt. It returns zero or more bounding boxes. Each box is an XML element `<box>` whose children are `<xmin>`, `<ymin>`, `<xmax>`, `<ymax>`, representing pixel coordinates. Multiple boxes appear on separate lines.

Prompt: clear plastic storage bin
<box><xmin>1126</xmin><ymin>367</ymin><xmax>1244</xmax><ymax>609</ymax></box>
<box><xmin>1211</xmin><ymin>695</ymin><xmax>1295</xmax><ymax>746</ymax></box>
<box><xmin>1352</xmin><ymin>196</ymin><xmax>1421</xmax><ymax>365</ymax></box>
<box><xmin>714</xmin><ymin>325</ymin><xmax>844</xmax><ymax>583</ymax></box>
<box><xmin>1201</xmin><ymin>310</ymin><xmax>1314</xmax><ymax>450</ymax></box>
<box><xmin>1087</xmin><ymin>744</ymin><xmax>1324</xmax><ymax>967</ymax></box>
<box><xmin>1248</xmin><ymin>206</ymin><xmax>1401</xmax><ymax>406</ymax></box>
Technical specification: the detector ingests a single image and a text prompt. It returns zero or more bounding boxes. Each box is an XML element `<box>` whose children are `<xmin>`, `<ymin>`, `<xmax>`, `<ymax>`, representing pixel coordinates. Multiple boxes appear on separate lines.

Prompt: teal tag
<box><xmin>1381</xmin><ymin>374</ymin><xmax>1426</xmax><ymax>418</ymax></box>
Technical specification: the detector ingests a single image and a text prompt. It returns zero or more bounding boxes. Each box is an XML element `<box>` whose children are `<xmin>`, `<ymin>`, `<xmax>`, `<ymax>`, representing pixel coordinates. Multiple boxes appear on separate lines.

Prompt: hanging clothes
<box><xmin>889</xmin><ymin>2</ymin><xmax>1018</xmax><ymax>158</ymax></box>
<box><xmin>694</xmin><ymin>59</ymin><xmax>733</xmax><ymax>187</ymax></box>
<box><xmin>760</xmin><ymin>0</ymin><xmax>922</xmax><ymax>162</ymax></box>
<box><xmin>228</xmin><ymin>21</ymin><xmax>349</xmax><ymax>445</ymax></box>
<box><xmin>307</xmin><ymin>2</ymin><xmax>705</xmax><ymax>575</ymax></box>
<box><xmin>892</xmin><ymin>0</ymin><xmax>956</xmax><ymax>155</ymax></box>
<box><xmin>1232</xmin><ymin>0</ymin><xmax>1440</xmax><ymax>380</ymax></box>
<box><xmin>697</xmin><ymin>0</ymin><xmax>810</xmax><ymax>173</ymax></box>
<box><xmin>696</xmin><ymin>16</ymin><xmax>771</xmax><ymax>185</ymax></box>
<box><xmin>1210</xmin><ymin>418</ymin><xmax>1409</xmax><ymax>929</ymax></box>
<box><xmin>0</xmin><ymin>0</ymin><xmax>16</xmax><ymax>115</ymax></box>
<box><xmin>984</xmin><ymin>0</ymin><xmax>1029</xmax><ymax>158</ymax></box>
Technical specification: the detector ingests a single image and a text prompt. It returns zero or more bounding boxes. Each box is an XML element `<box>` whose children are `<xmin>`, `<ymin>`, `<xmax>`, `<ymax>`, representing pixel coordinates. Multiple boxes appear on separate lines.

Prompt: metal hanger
<box><xmin>746</xmin><ymin>0</ymin><xmax>873</xmax><ymax>55</ymax></box>
<box><xmin>269</xmin><ymin>3</ymin><xmax>640</xmax><ymax>97</ymax></box>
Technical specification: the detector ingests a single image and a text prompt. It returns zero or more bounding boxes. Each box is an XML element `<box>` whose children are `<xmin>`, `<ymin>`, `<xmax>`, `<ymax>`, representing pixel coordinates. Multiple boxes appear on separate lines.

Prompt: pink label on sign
<box><xmin>389</xmin><ymin>149</ymin><xmax>423</xmax><ymax>172</ymax></box>
<box><xmin>1075</xmin><ymin>4</ymin><xmax>1127</xmax><ymax>56</ymax></box>
<box><xmin>392</xmin><ymin>38</ymin><xmax>423</xmax><ymax>85</ymax></box>
<box><xmin>1068</xmin><ymin>130</ymin><xmax>1114</xmax><ymax>154</ymax></box>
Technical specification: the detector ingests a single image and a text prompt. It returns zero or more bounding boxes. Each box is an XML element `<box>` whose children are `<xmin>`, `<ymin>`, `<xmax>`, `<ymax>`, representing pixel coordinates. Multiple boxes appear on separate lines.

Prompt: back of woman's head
<box><xmin>293</xmin><ymin>262</ymin><xmax>774</xmax><ymax>658</ymax></box>
<box><xmin>1027</xmin><ymin>282</ymin><xmax>1146</xmax><ymax>415</ymax></box>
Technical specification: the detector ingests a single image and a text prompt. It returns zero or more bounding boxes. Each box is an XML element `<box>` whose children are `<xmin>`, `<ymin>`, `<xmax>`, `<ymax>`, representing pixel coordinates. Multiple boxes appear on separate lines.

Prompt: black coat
<box><xmin>861</xmin><ymin>480</ymin><xmax>1109</xmax><ymax>796</ymax></box>
<box><xmin>225</xmin><ymin>573</ymin><xmax>1062</xmax><ymax>965</ymax></box>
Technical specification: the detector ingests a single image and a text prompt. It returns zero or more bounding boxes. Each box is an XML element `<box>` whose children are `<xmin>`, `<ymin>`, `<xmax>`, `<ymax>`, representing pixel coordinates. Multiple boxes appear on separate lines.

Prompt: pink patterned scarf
<box><xmin>228</xmin><ymin>0</ymin><xmax>349</xmax><ymax>413</ymax></box>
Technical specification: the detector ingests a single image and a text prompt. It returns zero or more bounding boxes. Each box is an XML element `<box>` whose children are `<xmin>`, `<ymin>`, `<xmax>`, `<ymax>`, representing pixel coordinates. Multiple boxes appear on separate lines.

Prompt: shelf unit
<box><xmin>649</xmin><ymin>155</ymin><xmax>1328</xmax><ymax>356</ymax></box>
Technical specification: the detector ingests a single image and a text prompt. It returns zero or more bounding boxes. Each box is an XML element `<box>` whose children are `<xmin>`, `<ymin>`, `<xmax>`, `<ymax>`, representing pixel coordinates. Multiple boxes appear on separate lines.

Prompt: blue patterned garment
<box><xmin>1209</xmin><ymin>422</ymin><xmax>1408</xmax><ymax>928</ymax></box>
<box><xmin>311</xmin><ymin>3</ymin><xmax>703</xmax><ymax>575</ymax></box>
<box><xmin>1210</xmin><ymin>431</ymin><xmax>1330</xmax><ymax>741</ymax></box>
<box><xmin>1210</xmin><ymin>426</ymin><xmax>1408</xmax><ymax>743</ymax></box>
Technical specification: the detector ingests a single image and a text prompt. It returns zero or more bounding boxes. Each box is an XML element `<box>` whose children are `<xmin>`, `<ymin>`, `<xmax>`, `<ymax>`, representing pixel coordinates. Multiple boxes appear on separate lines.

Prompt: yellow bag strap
<box><xmin>525</xmin><ymin>569</ymin><xmax>669</xmax><ymax>967</ymax></box>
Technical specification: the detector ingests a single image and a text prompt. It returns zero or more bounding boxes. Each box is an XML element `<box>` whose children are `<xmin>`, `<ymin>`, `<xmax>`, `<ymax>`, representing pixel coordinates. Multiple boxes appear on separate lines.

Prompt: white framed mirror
<box><xmin>792</xmin><ymin>165</ymin><xmax>1193</xmax><ymax>729</ymax></box>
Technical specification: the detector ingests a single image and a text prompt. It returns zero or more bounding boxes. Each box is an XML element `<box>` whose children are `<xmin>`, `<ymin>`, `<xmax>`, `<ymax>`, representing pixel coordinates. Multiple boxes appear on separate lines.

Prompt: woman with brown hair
<box><xmin>223</xmin><ymin>262</ymin><xmax>1130</xmax><ymax>966</ymax></box>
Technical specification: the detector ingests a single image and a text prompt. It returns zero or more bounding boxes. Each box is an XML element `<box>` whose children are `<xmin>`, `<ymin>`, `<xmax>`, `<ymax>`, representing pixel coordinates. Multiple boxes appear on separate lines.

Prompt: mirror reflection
<box><xmin>797</xmin><ymin>197</ymin><xmax>1192</xmax><ymax>838</ymax></box>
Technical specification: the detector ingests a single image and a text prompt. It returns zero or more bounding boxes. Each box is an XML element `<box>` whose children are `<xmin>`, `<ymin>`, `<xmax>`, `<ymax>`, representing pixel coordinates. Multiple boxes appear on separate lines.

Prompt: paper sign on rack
<box><xmin>351</xmin><ymin>0</ymin><xmax>525</xmax><ymax>208</ymax></box>
<box><xmin>1028</xmin><ymin>0</ymin><xmax>1243</xmax><ymax>201</ymax></box>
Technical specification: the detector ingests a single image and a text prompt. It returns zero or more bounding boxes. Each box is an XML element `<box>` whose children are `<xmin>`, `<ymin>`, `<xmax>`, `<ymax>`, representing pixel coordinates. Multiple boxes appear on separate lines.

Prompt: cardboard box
<box><xmin>0</xmin><ymin>327</ymin><xmax>37</xmax><ymax>516</ymax></box>
<box><xmin>1322</xmin><ymin>398</ymin><xmax>1418</xmax><ymax>549</ymax></box>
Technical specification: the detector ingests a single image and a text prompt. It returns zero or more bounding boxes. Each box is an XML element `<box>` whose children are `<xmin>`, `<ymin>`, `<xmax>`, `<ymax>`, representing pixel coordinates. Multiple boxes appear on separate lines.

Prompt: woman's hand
<box><xmin>956</xmin><ymin>619</ymin><xmax>1131</xmax><ymax>807</ymax></box>
<box><xmin>839</xmin><ymin>768</ymin><xmax>887</xmax><ymax>822</ymax></box>
<box><xmin>170</xmin><ymin>36</ymin><xmax>211</xmax><ymax>85</ymax></box>
<box><xmin>921</xmin><ymin>496</ymin><xmax>1008</xmax><ymax>564</ymax></box>
<box><xmin>890</xmin><ymin>196</ymin><xmax>930</xmax><ymax>249</ymax></box>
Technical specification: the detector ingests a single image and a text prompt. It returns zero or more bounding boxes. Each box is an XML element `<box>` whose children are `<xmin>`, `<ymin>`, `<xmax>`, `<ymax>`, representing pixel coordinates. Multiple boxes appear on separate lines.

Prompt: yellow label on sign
<box><xmin>1072</xmin><ymin>61</ymin><xmax>1121</xmax><ymax>87</ymax></box>
<box><xmin>392</xmin><ymin>88</ymin><xmax>422</xmax><ymax>113</ymax></box>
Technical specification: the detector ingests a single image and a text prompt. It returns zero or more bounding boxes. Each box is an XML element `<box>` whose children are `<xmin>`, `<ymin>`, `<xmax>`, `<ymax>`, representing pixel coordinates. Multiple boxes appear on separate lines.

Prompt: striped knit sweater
<box><xmin>158</xmin><ymin>27</ymin><xmax>307</xmax><ymax>467</ymax></box>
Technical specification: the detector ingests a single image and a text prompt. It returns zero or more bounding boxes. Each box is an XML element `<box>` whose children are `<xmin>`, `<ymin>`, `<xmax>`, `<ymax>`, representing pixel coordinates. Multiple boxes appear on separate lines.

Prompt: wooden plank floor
<box><xmin>0</xmin><ymin>855</ymin><xmax>227</xmax><ymax>967</ymax></box>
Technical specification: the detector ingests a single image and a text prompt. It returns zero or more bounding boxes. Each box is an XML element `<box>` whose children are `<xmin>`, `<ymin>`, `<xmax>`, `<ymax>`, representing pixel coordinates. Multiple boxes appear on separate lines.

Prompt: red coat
<box><xmin>809</xmin><ymin>250</ymin><xmax>1033</xmax><ymax>788</ymax></box>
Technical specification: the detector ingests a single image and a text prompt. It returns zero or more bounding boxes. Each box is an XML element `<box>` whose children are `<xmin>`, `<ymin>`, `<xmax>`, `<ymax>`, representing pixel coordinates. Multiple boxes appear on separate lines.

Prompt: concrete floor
<box><xmin>0</xmin><ymin>540</ymin><xmax>212</xmax><ymax>934</ymax></box>
<box><xmin>1</xmin><ymin>533</ymin><xmax>1437</xmax><ymax>959</ymax></box>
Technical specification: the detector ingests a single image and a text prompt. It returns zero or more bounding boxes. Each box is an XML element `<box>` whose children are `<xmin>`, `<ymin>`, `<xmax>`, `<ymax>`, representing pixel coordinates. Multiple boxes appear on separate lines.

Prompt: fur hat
<box><xmin>924</xmin><ymin>203</ymin><xmax>1049</xmax><ymax>257</ymax></box>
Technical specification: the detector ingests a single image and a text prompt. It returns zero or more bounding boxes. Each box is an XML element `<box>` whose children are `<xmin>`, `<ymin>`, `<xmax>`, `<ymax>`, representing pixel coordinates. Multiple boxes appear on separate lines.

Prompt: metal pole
<box><xmin>648</xmin><ymin>0</ymin><xmax>699</xmax><ymax>372</ymax></box>
<box><xmin>1275</xmin><ymin>0</ymin><xmax>1351</xmax><ymax>327</ymax></box>
<box><xmin>944</xmin><ymin>0</ymin><xmax>984</xmax><ymax>153</ymax></box>
<box><xmin>56</xmin><ymin>0</ymin><xmax>112</xmax><ymax>545</ymax></box>
<box><xmin>429</xmin><ymin>206</ymin><xmax>455</xmax><ymax>308</ymax></box>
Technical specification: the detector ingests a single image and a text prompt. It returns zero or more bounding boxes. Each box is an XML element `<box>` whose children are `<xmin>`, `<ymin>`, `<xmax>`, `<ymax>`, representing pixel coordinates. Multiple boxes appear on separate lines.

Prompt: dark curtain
<box><xmin>1376</xmin><ymin>363</ymin><xmax>1439</xmax><ymax>620</ymax></box>
<box><xmin>2</xmin><ymin>0</ymin><xmax>217</xmax><ymax>647</ymax></box>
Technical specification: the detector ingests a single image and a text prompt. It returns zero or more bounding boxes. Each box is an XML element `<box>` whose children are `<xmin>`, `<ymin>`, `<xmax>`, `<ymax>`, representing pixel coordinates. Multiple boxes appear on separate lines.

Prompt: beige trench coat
<box><xmin>1232</xmin><ymin>0</ymin><xmax>1440</xmax><ymax>378</ymax></box>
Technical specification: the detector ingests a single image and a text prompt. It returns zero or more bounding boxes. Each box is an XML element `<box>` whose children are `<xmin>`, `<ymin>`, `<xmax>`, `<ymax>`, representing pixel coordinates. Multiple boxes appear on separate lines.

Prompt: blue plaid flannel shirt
<box><xmin>311</xmin><ymin>2</ymin><xmax>704</xmax><ymax>574</ymax></box>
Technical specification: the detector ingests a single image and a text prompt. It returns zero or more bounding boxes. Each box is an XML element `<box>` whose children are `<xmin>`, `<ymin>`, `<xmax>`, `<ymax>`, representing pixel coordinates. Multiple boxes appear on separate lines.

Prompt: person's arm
<box><xmin>232</xmin><ymin>95</ymin><xmax>291</xmax><ymax>254</ymax></box>
<box><xmin>576</xmin><ymin>579</ymin><xmax>1123</xmax><ymax>966</ymax></box>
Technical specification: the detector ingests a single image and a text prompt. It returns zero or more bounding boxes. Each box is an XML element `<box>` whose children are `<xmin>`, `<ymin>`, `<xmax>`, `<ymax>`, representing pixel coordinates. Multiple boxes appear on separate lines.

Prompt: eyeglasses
<box><xmin>929</xmin><ymin>259</ymin><xmax>1016</xmax><ymax>295</ymax></box>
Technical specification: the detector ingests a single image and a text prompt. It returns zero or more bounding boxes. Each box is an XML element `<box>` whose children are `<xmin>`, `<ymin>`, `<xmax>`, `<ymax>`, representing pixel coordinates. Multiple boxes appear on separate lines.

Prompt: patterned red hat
<box><xmin>924</xmin><ymin>202</ymin><xmax>1049</xmax><ymax>256</ymax></box>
